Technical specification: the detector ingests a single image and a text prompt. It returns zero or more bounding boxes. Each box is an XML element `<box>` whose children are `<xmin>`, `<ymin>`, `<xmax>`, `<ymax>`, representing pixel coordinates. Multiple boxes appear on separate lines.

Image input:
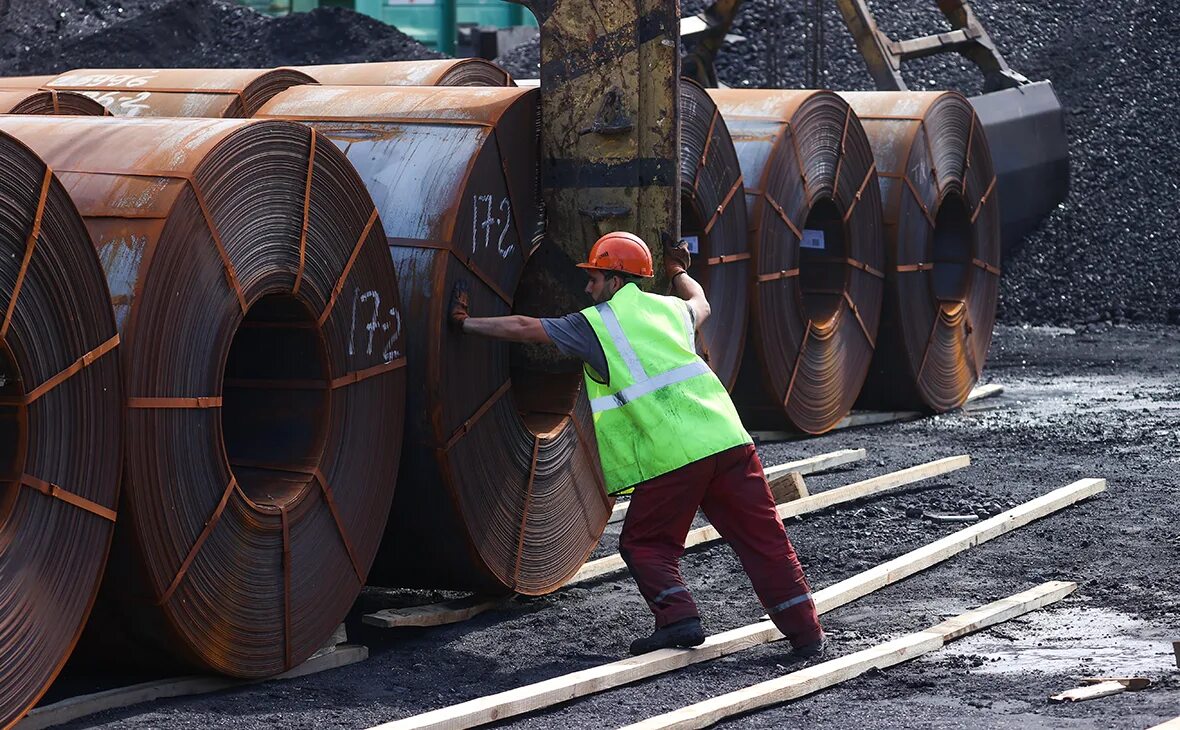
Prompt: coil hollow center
<box><xmin>221</xmin><ymin>293</ymin><xmax>331</xmax><ymax>510</ymax></box>
<box><xmin>799</xmin><ymin>197</ymin><xmax>849</xmax><ymax>322</ymax></box>
<box><xmin>931</xmin><ymin>192</ymin><xmax>974</xmax><ymax>303</ymax></box>
<box><xmin>0</xmin><ymin>342</ymin><xmax>24</xmax><ymax>528</ymax></box>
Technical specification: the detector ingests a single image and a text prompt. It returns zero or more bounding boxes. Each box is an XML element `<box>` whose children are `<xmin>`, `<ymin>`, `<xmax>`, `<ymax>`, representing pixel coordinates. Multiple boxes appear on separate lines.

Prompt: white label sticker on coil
<box><xmin>682</xmin><ymin>235</ymin><xmax>700</xmax><ymax>254</ymax></box>
<box><xmin>801</xmin><ymin>229</ymin><xmax>826</xmax><ymax>250</ymax></box>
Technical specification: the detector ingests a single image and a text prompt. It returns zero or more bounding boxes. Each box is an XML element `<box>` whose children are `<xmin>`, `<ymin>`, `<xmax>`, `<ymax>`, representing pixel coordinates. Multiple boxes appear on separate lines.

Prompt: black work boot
<box><xmin>629</xmin><ymin>617</ymin><xmax>706</xmax><ymax>655</ymax></box>
<box><xmin>791</xmin><ymin>633</ymin><xmax>830</xmax><ymax>663</ymax></box>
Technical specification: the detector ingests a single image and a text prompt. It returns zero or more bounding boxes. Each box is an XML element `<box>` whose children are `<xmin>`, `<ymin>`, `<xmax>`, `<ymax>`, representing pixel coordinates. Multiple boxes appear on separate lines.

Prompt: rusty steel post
<box><xmin>508</xmin><ymin>0</ymin><xmax>681</xmax><ymax>285</ymax></box>
<box><xmin>0</xmin><ymin>129</ymin><xmax>123</xmax><ymax>729</ymax></box>
<box><xmin>288</xmin><ymin>59</ymin><xmax>513</xmax><ymax>87</ymax></box>
<box><xmin>0</xmin><ymin>115</ymin><xmax>406</xmax><ymax>679</ymax></box>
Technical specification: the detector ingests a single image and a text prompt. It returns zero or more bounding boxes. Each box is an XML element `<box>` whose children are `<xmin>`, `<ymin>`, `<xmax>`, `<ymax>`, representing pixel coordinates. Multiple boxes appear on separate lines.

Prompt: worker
<box><xmin>448</xmin><ymin>232</ymin><xmax>826</xmax><ymax>658</ymax></box>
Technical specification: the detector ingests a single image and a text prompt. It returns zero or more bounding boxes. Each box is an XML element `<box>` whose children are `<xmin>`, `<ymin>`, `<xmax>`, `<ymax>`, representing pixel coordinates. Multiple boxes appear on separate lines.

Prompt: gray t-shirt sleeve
<box><xmin>540</xmin><ymin>312</ymin><xmax>609</xmax><ymax>383</ymax></box>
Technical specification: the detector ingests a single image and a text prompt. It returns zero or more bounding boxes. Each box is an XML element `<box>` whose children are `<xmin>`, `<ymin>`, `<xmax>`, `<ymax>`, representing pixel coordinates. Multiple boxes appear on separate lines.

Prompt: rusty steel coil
<box><xmin>0</xmin><ymin>89</ymin><xmax>108</xmax><ymax>115</ymax></box>
<box><xmin>842</xmin><ymin>92</ymin><xmax>1000</xmax><ymax>412</ymax></box>
<box><xmin>0</xmin><ymin>115</ymin><xmax>406</xmax><ymax>677</ymax></box>
<box><xmin>258</xmin><ymin>85</ymin><xmax>610</xmax><ymax>595</ymax></box>
<box><xmin>0</xmin><ymin>131</ymin><xmax>122</xmax><ymax>728</ymax></box>
<box><xmin>711</xmin><ymin>89</ymin><xmax>885</xmax><ymax>434</ymax></box>
<box><xmin>37</xmin><ymin>68</ymin><xmax>314</xmax><ymax>117</ymax></box>
<box><xmin>290</xmin><ymin>59</ymin><xmax>513</xmax><ymax>87</ymax></box>
<box><xmin>680</xmin><ymin>79</ymin><xmax>750</xmax><ymax>391</ymax></box>
<box><xmin>0</xmin><ymin>75</ymin><xmax>55</xmax><ymax>89</ymax></box>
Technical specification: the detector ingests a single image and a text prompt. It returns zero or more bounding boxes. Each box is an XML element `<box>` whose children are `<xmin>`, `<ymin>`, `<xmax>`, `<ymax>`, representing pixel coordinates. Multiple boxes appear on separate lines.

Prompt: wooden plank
<box><xmin>623</xmin><ymin>581</ymin><xmax>1076</xmax><ymax>730</ymax></box>
<box><xmin>368</xmin><ymin>480</ymin><xmax>1101</xmax><ymax>730</ymax></box>
<box><xmin>363</xmin><ymin>595</ymin><xmax>508</xmax><ymax>629</ymax></box>
<box><xmin>569</xmin><ymin>455</ymin><xmax>970</xmax><ymax>586</ymax></box>
<box><xmin>1148</xmin><ymin>718</ymin><xmax>1180</xmax><ymax>730</ymax></box>
<box><xmin>608</xmin><ymin>449</ymin><xmax>867</xmax><ymax>525</ymax></box>
<box><xmin>769</xmin><ymin>472</ymin><xmax>808</xmax><ymax>505</ymax></box>
<box><xmin>1050</xmin><ymin>681</ymin><xmax>1129</xmax><ymax>703</ymax></box>
<box><xmin>752</xmin><ymin>384</ymin><xmax>1004</xmax><ymax>441</ymax></box>
<box><xmin>1079</xmin><ymin>676</ymin><xmax>1151</xmax><ymax>691</ymax></box>
<box><xmin>20</xmin><ymin>645</ymin><xmax>368</xmax><ymax>730</ymax></box>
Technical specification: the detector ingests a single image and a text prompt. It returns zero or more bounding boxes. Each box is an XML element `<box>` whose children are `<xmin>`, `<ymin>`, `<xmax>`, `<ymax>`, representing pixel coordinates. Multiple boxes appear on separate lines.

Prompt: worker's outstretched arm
<box><xmin>665</xmin><ymin>239</ymin><xmax>711</xmax><ymax>328</ymax></box>
<box><xmin>449</xmin><ymin>281</ymin><xmax>552</xmax><ymax>343</ymax></box>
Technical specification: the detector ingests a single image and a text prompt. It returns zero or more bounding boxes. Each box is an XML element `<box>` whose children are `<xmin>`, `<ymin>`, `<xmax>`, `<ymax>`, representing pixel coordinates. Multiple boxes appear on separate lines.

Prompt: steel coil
<box><xmin>0</xmin><ymin>89</ymin><xmax>108</xmax><ymax>115</ymax></box>
<box><xmin>842</xmin><ymin>92</ymin><xmax>1000</xmax><ymax>412</ymax></box>
<box><xmin>0</xmin><ymin>76</ymin><xmax>55</xmax><ymax>89</ymax></box>
<box><xmin>258</xmin><ymin>86</ymin><xmax>610</xmax><ymax>595</ymax></box>
<box><xmin>0</xmin><ymin>130</ymin><xmax>122</xmax><ymax>729</ymax></box>
<box><xmin>289</xmin><ymin>59</ymin><xmax>513</xmax><ymax>87</ymax></box>
<box><xmin>36</xmin><ymin>69</ymin><xmax>315</xmax><ymax>117</ymax></box>
<box><xmin>679</xmin><ymin>79</ymin><xmax>749</xmax><ymax>391</ymax></box>
<box><xmin>712</xmin><ymin>89</ymin><xmax>885</xmax><ymax>434</ymax></box>
<box><xmin>0</xmin><ymin>115</ymin><xmax>406</xmax><ymax>677</ymax></box>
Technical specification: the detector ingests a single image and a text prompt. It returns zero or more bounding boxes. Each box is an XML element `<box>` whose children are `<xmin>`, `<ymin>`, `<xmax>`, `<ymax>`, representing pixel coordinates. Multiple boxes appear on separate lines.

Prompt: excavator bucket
<box><xmin>969</xmin><ymin>80</ymin><xmax>1070</xmax><ymax>251</ymax></box>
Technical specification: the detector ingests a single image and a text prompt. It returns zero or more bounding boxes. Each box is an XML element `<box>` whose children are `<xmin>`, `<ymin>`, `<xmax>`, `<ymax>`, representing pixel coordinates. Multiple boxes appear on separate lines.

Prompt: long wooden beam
<box><xmin>1149</xmin><ymin>718</ymin><xmax>1180</xmax><ymax>730</ymax></box>
<box><xmin>622</xmin><ymin>581</ymin><xmax>1077</xmax><ymax>729</ymax></box>
<box><xmin>569</xmin><ymin>455</ymin><xmax>970</xmax><ymax>585</ymax></box>
<box><xmin>366</xmin><ymin>478</ymin><xmax>1104</xmax><ymax>730</ymax></box>
<box><xmin>608</xmin><ymin>449</ymin><xmax>867</xmax><ymax>524</ymax></box>
<box><xmin>752</xmin><ymin>384</ymin><xmax>1004</xmax><ymax>442</ymax></box>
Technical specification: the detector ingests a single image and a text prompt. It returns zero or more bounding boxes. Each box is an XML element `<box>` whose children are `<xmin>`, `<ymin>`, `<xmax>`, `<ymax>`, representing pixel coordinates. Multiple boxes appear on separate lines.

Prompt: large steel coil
<box><xmin>712</xmin><ymin>89</ymin><xmax>885</xmax><ymax>434</ymax></box>
<box><xmin>0</xmin><ymin>115</ymin><xmax>406</xmax><ymax>677</ymax></box>
<box><xmin>0</xmin><ymin>89</ymin><xmax>107</xmax><ymax>115</ymax></box>
<box><xmin>0</xmin><ymin>76</ymin><xmax>54</xmax><ymax>89</ymax></box>
<box><xmin>842</xmin><ymin>92</ymin><xmax>1000</xmax><ymax>412</ymax></box>
<box><xmin>0</xmin><ymin>130</ymin><xmax>122</xmax><ymax>729</ymax></box>
<box><xmin>680</xmin><ymin>79</ymin><xmax>750</xmax><ymax>391</ymax></box>
<box><xmin>37</xmin><ymin>69</ymin><xmax>314</xmax><ymax>117</ymax></box>
<box><xmin>290</xmin><ymin>59</ymin><xmax>513</xmax><ymax>87</ymax></box>
<box><xmin>258</xmin><ymin>86</ymin><xmax>610</xmax><ymax>595</ymax></box>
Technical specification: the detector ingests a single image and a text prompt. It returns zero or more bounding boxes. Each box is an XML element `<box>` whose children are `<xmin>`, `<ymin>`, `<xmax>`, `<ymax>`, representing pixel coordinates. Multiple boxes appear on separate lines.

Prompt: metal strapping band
<box><xmin>897</xmin><ymin>262</ymin><xmax>935</xmax><ymax>273</ymax></box>
<box><xmin>458</xmin><ymin>252</ymin><xmax>514</xmax><ymax>307</ymax></box>
<box><xmin>971</xmin><ymin>176</ymin><xmax>998</xmax><ymax>224</ymax></box>
<box><xmin>705</xmin><ymin>252</ymin><xmax>752</xmax><ymax>266</ymax></box>
<box><xmin>703</xmin><ymin>174</ymin><xmax>744</xmax><ymax>236</ymax></box>
<box><xmin>330</xmin><ymin>356</ymin><xmax>406</xmax><ymax>390</ymax></box>
<box><xmin>904</xmin><ymin>175</ymin><xmax>937</xmax><ymax>229</ymax></box>
<box><xmin>651</xmin><ymin>585</ymin><xmax>688</xmax><ymax>604</ymax></box>
<box><xmin>764</xmin><ymin>192</ymin><xmax>803</xmax><ymax>240</ymax></box>
<box><xmin>844</xmin><ymin>292</ymin><xmax>876</xmax><ymax>348</ymax></box>
<box><xmin>783</xmin><ymin>321</ymin><xmax>813</xmax><ymax>408</ymax></box>
<box><xmin>809</xmin><ymin>256</ymin><xmax>884</xmax><ymax>280</ymax></box>
<box><xmin>589</xmin><ymin>360</ymin><xmax>712</xmax><ymax>414</ymax></box>
<box><xmin>599</xmin><ymin>302</ymin><xmax>648</xmax><ymax>382</ymax></box>
<box><xmin>768</xmin><ymin>592</ymin><xmax>813</xmax><ymax>614</ymax></box>
<box><xmin>512</xmin><ymin>435</ymin><xmax>542</xmax><ymax>582</ymax></box>
<box><xmin>922</xmin><ymin>121</ymin><xmax>941</xmax><ymax>194</ymax></box>
<box><xmin>831</xmin><ymin>106</ymin><xmax>852</xmax><ymax>198</ymax></box>
<box><xmin>842</xmin><ymin>162</ymin><xmax>878</xmax><ymax>223</ymax></box>
<box><xmin>914</xmin><ymin>309</ymin><xmax>944</xmax><ymax>383</ymax></box>
<box><xmin>281</xmin><ymin>505</ymin><xmax>292</xmax><ymax>670</ymax></box>
<box><xmin>128</xmin><ymin>396</ymin><xmax>222</xmax><ymax>409</ymax></box>
<box><xmin>693</xmin><ymin>108</ymin><xmax>720</xmax><ymax>195</ymax></box>
<box><xmin>189</xmin><ymin>181</ymin><xmax>247</xmax><ymax>312</ymax></box>
<box><xmin>293</xmin><ymin>129</ymin><xmax>317</xmax><ymax>296</ymax></box>
<box><xmin>444</xmin><ymin>379</ymin><xmax>512</xmax><ymax>451</ymax></box>
<box><xmin>2</xmin><ymin>166</ymin><xmax>53</xmax><ymax>339</ymax></box>
<box><xmin>964</xmin><ymin>114</ymin><xmax>976</xmax><ymax>176</ymax></box>
<box><xmin>24</xmin><ymin>334</ymin><xmax>120</xmax><ymax>405</ymax></box>
<box><xmin>50</xmin><ymin>91</ymin><xmax>60</xmax><ymax>114</ymax></box>
<box><xmin>972</xmin><ymin>258</ymin><xmax>1001</xmax><ymax>276</ymax></box>
<box><xmin>313</xmin><ymin>468</ymin><xmax>365</xmax><ymax>583</ymax></box>
<box><xmin>320</xmin><ymin>208</ymin><xmax>380</xmax><ymax>327</ymax></box>
<box><xmin>19</xmin><ymin>473</ymin><xmax>116</xmax><ymax>522</ymax></box>
<box><xmin>157</xmin><ymin>476</ymin><xmax>238</xmax><ymax>605</ymax></box>
<box><xmin>756</xmin><ymin>268</ymin><xmax>799</xmax><ymax>284</ymax></box>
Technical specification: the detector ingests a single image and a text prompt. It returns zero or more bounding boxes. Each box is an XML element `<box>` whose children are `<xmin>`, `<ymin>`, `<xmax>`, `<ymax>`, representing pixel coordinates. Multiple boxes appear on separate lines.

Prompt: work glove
<box><xmin>449</xmin><ymin>280</ymin><xmax>470</xmax><ymax>331</ymax></box>
<box><xmin>664</xmin><ymin>237</ymin><xmax>692</xmax><ymax>279</ymax></box>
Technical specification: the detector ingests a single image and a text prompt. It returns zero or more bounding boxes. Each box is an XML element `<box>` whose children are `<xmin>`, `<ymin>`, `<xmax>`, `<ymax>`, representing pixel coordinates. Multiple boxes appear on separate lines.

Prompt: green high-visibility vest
<box><xmin>580</xmin><ymin>283</ymin><xmax>752</xmax><ymax>494</ymax></box>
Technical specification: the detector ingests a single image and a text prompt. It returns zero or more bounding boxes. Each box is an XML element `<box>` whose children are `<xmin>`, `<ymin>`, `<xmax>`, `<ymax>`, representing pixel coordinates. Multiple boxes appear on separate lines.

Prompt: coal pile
<box><xmin>0</xmin><ymin>0</ymin><xmax>439</xmax><ymax>75</ymax></box>
<box><xmin>500</xmin><ymin>0</ymin><xmax>1180</xmax><ymax>326</ymax></box>
<box><xmin>494</xmin><ymin>33</ymin><xmax>538</xmax><ymax>79</ymax></box>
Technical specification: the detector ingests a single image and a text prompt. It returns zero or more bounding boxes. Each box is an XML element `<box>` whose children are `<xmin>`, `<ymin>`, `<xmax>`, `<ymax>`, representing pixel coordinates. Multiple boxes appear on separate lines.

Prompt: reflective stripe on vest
<box><xmin>589</xmin><ymin>360</ymin><xmax>712</xmax><ymax>413</ymax></box>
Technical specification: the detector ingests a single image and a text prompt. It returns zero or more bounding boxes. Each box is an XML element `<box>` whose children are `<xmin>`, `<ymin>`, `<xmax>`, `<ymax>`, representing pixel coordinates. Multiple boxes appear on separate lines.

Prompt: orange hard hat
<box><xmin>576</xmin><ymin>231</ymin><xmax>654</xmax><ymax>278</ymax></box>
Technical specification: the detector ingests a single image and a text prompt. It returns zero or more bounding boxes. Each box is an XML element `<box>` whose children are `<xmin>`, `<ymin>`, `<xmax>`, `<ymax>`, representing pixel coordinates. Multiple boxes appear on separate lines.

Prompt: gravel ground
<box><xmin>48</xmin><ymin>323</ymin><xmax>1180</xmax><ymax>728</ymax></box>
<box><xmin>499</xmin><ymin>0</ymin><xmax>1180</xmax><ymax>326</ymax></box>
<box><xmin>0</xmin><ymin>0</ymin><xmax>438</xmax><ymax>74</ymax></box>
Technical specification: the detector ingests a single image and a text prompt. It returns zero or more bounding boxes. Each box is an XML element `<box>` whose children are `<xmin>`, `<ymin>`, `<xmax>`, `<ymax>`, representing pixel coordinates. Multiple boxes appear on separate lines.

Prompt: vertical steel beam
<box><xmin>509</xmin><ymin>0</ymin><xmax>681</xmax><ymax>283</ymax></box>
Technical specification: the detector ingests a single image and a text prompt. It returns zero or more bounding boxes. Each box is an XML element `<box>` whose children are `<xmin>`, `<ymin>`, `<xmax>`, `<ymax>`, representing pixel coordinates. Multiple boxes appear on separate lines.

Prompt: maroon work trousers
<box><xmin>619</xmin><ymin>444</ymin><xmax>823</xmax><ymax>648</ymax></box>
